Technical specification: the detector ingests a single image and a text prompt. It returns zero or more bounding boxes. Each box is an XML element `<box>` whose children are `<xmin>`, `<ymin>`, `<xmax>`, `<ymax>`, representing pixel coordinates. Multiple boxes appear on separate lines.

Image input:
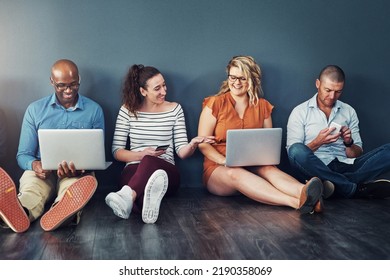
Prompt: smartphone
<box><xmin>155</xmin><ymin>144</ymin><xmax>169</xmax><ymax>151</ymax></box>
<box><xmin>329</xmin><ymin>122</ymin><xmax>342</xmax><ymax>134</ymax></box>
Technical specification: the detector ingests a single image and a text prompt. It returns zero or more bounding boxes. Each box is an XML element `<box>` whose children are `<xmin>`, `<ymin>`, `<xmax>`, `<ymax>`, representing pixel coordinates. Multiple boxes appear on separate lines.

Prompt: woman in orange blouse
<box><xmin>198</xmin><ymin>56</ymin><xmax>324</xmax><ymax>214</ymax></box>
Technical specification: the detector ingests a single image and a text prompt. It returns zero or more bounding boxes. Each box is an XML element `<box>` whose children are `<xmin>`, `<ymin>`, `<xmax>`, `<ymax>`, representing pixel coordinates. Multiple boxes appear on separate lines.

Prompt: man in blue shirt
<box><xmin>0</xmin><ymin>59</ymin><xmax>104</xmax><ymax>232</ymax></box>
<box><xmin>287</xmin><ymin>65</ymin><xmax>390</xmax><ymax>199</ymax></box>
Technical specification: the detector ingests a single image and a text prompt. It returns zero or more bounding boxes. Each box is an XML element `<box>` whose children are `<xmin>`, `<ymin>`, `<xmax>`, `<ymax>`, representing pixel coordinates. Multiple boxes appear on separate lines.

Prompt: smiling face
<box><xmin>50</xmin><ymin>60</ymin><xmax>80</xmax><ymax>109</ymax></box>
<box><xmin>140</xmin><ymin>73</ymin><xmax>167</xmax><ymax>105</ymax></box>
<box><xmin>228</xmin><ymin>66</ymin><xmax>249</xmax><ymax>98</ymax></box>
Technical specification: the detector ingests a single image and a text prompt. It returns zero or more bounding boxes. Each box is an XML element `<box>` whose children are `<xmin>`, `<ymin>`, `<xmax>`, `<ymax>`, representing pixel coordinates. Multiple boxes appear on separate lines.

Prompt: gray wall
<box><xmin>1</xmin><ymin>0</ymin><xmax>389</xmax><ymax>187</ymax></box>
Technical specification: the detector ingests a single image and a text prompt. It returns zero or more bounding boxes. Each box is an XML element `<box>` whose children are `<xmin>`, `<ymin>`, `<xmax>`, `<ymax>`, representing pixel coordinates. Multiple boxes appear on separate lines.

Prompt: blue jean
<box><xmin>287</xmin><ymin>143</ymin><xmax>390</xmax><ymax>198</ymax></box>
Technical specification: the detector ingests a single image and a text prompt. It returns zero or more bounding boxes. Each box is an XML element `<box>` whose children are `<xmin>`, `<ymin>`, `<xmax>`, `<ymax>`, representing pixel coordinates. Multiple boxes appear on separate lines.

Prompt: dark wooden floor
<box><xmin>1</xmin><ymin>187</ymin><xmax>390</xmax><ymax>260</ymax></box>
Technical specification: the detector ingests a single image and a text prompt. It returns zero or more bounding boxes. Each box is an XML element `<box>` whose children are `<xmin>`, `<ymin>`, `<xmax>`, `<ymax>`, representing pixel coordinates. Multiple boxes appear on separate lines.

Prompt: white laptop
<box><xmin>38</xmin><ymin>129</ymin><xmax>112</xmax><ymax>170</ymax></box>
<box><xmin>225</xmin><ymin>128</ymin><xmax>282</xmax><ymax>167</ymax></box>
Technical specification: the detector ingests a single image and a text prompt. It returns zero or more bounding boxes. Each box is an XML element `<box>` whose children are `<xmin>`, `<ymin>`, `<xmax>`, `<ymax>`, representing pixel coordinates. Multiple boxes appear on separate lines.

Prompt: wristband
<box><xmin>343</xmin><ymin>139</ymin><xmax>354</xmax><ymax>147</ymax></box>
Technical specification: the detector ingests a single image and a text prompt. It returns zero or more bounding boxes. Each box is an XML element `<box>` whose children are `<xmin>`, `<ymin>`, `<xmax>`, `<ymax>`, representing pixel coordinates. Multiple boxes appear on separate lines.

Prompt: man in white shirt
<box><xmin>287</xmin><ymin>65</ymin><xmax>390</xmax><ymax>199</ymax></box>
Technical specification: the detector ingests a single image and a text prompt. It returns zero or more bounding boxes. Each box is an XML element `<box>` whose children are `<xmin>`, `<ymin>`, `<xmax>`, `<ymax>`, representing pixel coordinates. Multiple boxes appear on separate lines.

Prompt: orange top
<box><xmin>201</xmin><ymin>92</ymin><xmax>274</xmax><ymax>185</ymax></box>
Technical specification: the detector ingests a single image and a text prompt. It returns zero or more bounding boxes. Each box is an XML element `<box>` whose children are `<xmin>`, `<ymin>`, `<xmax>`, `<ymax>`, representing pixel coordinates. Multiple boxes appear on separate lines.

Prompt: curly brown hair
<box><xmin>122</xmin><ymin>64</ymin><xmax>161</xmax><ymax>117</ymax></box>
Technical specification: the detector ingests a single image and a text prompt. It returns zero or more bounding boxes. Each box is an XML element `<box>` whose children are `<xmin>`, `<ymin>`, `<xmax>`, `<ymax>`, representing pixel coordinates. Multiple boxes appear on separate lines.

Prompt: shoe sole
<box><xmin>105</xmin><ymin>192</ymin><xmax>130</xmax><ymax>219</ymax></box>
<box><xmin>323</xmin><ymin>180</ymin><xmax>335</xmax><ymax>199</ymax></box>
<box><xmin>142</xmin><ymin>170</ymin><xmax>168</xmax><ymax>224</ymax></box>
<box><xmin>40</xmin><ymin>175</ymin><xmax>97</xmax><ymax>231</ymax></box>
<box><xmin>0</xmin><ymin>168</ymin><xmax>30</xmax><ymax>233</ymax></box>
<box><xmin>299</xmin><ymin>177</ymin><xmax>323</xmax><ymax>214</ymax></box>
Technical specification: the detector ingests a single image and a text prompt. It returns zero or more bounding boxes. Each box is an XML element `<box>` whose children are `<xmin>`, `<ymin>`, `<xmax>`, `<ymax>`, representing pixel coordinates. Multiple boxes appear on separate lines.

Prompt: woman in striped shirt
<box><xmin>105</xmin><ymin>64</ymin><xmax>214</xmax><ymax>224</ymax></box>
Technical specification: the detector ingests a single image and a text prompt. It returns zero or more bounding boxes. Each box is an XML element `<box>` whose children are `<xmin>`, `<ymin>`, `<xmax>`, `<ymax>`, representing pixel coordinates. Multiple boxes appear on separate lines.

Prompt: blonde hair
<box><xmin>216</xmin><ymin>55</ymin><xmax>263</xmax><ymax>105</ymax></box>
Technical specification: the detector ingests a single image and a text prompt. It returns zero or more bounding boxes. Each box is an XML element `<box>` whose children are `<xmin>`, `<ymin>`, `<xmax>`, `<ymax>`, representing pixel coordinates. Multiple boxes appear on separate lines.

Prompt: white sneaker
<box><xmin>142</xmin><ymin>170</ymin><xmax>168</xmax><ymax>224</ymax></box>
<box><xmin>105</xmin><ymin>185</ymin><xmax>133</xmax><ymax>219</ymax></box>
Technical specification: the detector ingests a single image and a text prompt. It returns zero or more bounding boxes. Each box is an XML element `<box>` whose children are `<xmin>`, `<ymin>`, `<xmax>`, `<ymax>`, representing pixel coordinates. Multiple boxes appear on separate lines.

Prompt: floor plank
<box><xmin>1</xmin><ymin>187</ymin><xmax>390</xmax><ymax>260</ymax></box>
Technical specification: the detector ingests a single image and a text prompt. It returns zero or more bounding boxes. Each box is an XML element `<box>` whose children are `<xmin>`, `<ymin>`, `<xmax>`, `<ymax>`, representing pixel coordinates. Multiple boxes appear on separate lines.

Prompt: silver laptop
<box><xmin>38</xmin><ymin>129</ymin><xmax>112</xmax><ymax>170</ymax></box>
<box><xmin>225</xmin><ymin>128</ymin><xmax>282</xmax><ymax>167</ymax></box>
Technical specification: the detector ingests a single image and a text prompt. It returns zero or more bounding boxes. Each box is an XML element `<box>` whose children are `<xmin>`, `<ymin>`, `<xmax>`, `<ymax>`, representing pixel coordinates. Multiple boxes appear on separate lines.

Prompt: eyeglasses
<box><xmin>228</xmin><ymin>75</ymin><xmax>247</xmax><ymax>83</ymax></box>
<box><xmin>51</xmin><ymin>78</ymin><xmax>80</xmax><ymax>91</ymax></box>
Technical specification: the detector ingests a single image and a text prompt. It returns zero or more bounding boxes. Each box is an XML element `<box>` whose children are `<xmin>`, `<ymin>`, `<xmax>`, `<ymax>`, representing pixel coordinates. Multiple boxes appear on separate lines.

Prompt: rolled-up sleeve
<box><xmin>16</xmin><ymin>105</ymin><xmax>39</xmax><ymax>170</ymax></box>
<box><xmin>286</xmin><ymin>106</ymin><xmax>306</xmax><ymax>152</ymax></box>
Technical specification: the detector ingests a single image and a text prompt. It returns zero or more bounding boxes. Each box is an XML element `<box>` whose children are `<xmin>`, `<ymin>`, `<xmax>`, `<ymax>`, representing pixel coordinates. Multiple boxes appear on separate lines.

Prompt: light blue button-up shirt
<box><xmin>16</xmin><ymin>93</ymin><xmax>105</xmax><ymax>170</ymax></box>
<box><xmin>286</xmin><ymin>93</ymin><xmax>362</xmax><ymax>165</ymax></box>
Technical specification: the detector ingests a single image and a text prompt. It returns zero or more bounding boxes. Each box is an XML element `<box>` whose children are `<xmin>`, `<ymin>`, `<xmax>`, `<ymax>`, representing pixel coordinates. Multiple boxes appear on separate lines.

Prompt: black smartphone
<box><xmin>155</xmin><ymin>144</ymin><xmax>169</xmax><ymax>151</ymax></box>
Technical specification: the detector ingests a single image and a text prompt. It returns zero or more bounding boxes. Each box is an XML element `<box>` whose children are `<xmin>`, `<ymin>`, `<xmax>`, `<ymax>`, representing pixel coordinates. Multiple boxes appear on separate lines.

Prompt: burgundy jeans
<box><xmin>119</xmin><ymin>155</ymin><xmax>180</xmax><ymax>213</ymax></box>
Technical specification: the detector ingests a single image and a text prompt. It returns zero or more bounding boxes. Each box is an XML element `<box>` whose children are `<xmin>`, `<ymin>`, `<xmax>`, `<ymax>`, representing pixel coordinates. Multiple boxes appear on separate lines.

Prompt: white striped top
<box><xmin>112</xmin><ymin>103</ymin><xmax>189</xmax><ymax>165</ymax></box>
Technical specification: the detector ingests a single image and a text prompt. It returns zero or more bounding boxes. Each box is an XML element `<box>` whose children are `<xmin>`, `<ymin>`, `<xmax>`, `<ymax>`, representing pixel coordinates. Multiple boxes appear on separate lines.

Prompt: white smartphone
<box><xmin>329</xmin><ymin>122</ymin><xmax>342</xmax><ymax>134</ymax></box>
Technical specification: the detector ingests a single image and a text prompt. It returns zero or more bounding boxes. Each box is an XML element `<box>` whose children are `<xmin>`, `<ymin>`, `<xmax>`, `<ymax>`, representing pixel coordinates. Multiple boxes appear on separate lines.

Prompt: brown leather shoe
<box><xmin>312</xmin><ymin>197</ymin><xmax>324</xmax><ymax>213</ymax></box>
<box><xmin>322</xmin><ymin>180</ymin><xmax>335</xmax><ymax>199</ymax></box>
<box><xmin>298</xmin><ymin>177</ymin><xmax>323</xmax><ymax>214</ymax></box>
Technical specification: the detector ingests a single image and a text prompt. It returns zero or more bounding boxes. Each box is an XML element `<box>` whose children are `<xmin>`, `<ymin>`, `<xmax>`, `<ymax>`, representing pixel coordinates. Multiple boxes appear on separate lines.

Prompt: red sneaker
<box><xmin>0</xmin><ymin>168</ymin><xmax>30</xmax><ymax>233</ymax></box>
<box><xmin>40</xmin><ymin>175</ymin><xmax>97</xmax><ymax>231</ymax></box>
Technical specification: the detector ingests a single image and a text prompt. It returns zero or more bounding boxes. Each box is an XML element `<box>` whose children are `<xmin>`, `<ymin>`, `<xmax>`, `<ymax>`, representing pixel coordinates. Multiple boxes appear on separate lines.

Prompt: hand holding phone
<box><xmin>155</xmin><ymin>144</ymin><xmax>169</xmax><ymax>151</ymax></box>
<box><xmin>329</xmin><ymin>122</ymin><xmax>342</xmax><ymax>134</ymax></box>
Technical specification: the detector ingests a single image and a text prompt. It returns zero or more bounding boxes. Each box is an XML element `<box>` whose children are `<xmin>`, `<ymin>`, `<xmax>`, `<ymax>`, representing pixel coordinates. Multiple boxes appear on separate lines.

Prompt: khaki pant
<box><xmin>18</xmin><ymin>170</ymin><xmax>95</xmax><ymax>221</ymax></box>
